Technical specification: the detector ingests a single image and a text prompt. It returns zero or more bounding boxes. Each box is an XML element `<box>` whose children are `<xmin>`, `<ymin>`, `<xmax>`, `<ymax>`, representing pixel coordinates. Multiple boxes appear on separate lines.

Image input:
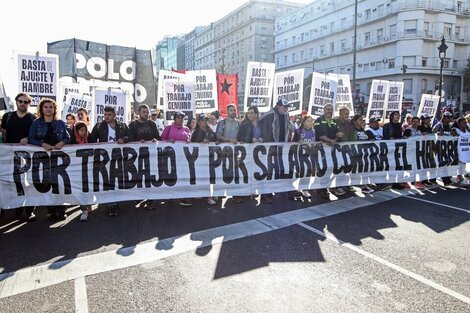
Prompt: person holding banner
<box><xmin>314</xmin><ymin>103</ymin><xmax>346</xmax><ymax>199</ymax></box>
<box><xmin>191</xmin><ymin>113</ymin><xmax>218</xmax><ymax>205</ymax></box>
<box><xmin>1</xmin><ymin>92</ymin><xmax>37</xmax><ymax>221</ymax></box>
<box><xmin>258</xmin><ymin>98</ymin><xmax>294</xmax><ymax>202</ymax></box>
<box><xmin>403</xmin><ymin>117</ymin><xmax>426</xmax><ymax>190</ymax></box>
<box><xmin>90</xmin><ymin>106</ymin><xmax>131</xmax><ymax>216</ymax></box>
<box><xmin>365</xmin><ymin>117</ymin><xmax>383</xmax><ymax>140</ymax></box>
<box><xmin>450</xmin><ymin>117</ymin><xmax>470</xmax><ymax>186</ymax></box>
<box><xmin>418</xmin><ymin>114</ymin><xmax>433</xmax><ymax>135</ymax></box>
<box><xmin>335</xmin><ymin>107</ymin><xmax>352</xmax><ymax>140</ymax></box>
<box><xmin>161</xmin><ymin>111</ymin><xmax>193</xmax><ymax>206</ymax></box>
<box><xmin>129</xmin><ymin>104</ymin><xmax>160</xmax><ymax>143</ymax></box>
<box><xmin>432</xmin><ymin>111</ymin><xmax>454</xmax><ymax>186</ymax></box>
<box><xmin>292</xmin><ymin>115</ymin><xmax>316</xmax><ymax>198</ymax></box>
<box><xmin>216</xmin><ymin>104</ymin><xmax>239</xmax><ymax>144</ymax></box>
<box><xmin>28</xmin><ymin>98</ymin><xmax>70</xmax><ymax>221</ymax></box>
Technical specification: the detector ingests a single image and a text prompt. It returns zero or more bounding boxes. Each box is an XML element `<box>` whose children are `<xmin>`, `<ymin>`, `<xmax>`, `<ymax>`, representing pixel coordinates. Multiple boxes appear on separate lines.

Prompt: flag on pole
<box><xmin>217</xmin><ymin>73</ymin><xmax>238</xmax><ymax>118</ymax></box>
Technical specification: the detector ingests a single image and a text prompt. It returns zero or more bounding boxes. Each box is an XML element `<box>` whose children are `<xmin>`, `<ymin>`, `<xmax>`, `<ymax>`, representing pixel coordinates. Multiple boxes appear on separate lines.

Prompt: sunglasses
<box><xmin>17</xmin><ymin>99</ymin><xmax>31</xmax><ymax>104</ymax></box>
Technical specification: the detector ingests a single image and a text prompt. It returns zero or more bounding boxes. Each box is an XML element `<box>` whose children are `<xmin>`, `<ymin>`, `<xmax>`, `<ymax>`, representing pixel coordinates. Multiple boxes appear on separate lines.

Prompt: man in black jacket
<box><xmin>90</xmin><ymin>106</ymin><xmax>131</xmax><ymax>216</ymax></box>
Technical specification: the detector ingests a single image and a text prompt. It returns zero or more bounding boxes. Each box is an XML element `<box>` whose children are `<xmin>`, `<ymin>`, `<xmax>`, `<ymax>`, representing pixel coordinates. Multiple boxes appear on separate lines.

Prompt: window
<box><xmin>443</xmin><ymin>59</ymin><xmax>449</xmax><ymax>68</ymax></box>
<box><xmin>292</xmin><ymin>53</ymin><xmax>296</xmax><ymax>63</ymax></box>
<box><xmin>389</xmin><ymin>24</ymin><xmax>397</xmax><ymax>37</ymax></box>
<box><xmin>284</xmin><ymin>55</ymin><xmax>287</xmax><ymax>64</ymax></box>
<box><xmin>453</xmin><ymin>60</ymin><xmax>458</xmax><ymax>68</ymax></box>
<box><xmin>404</xmin><ymin>20</ymin><xmax>417</xmax><ymax>34</ymax></box>
<box><xmin>330</xmin><ymin>42</ymin><xmax>335</xmax><ymax>53</ymax></box>
<box><xmin>330</xmin><ymin>21</ymin><xmax>335</xmax><ymax>31</ymax></box>
<box><xmin>341</xmin><ymin>17</ymin><xmax>347</xmax><ymax>28</ymax></box>
<box><xmin>377</xmin><ymin>28</ymin><xmax>384</xmax><ymax>42</ymax></box>
<box><xmin>455</xmin><ymin>26</ymin><xmax>461</xmax><ymax>39</ymax></box>
<box><xmin>292</xmin><ymin>36</ymin><xmax>296</xmax><ymax>45</ymax></box>
<box><xmin>421</xmin><ymin>79</ymin><xmax>427</xmax><ymax>92</ymax></box>
<box><xmin>365</xmin><ymin>32</ymin><xmax>371</xmax><ymax>45</ymax></box>
<box><xmin>341</xmin><ymin>39</ymin><xmax>347</xmax><ymax>51</ymax></box>
<box><xmin>320</xmin><ymin>45</ymin><xmax>325</xmax><ymax>56</ymax></box>
<box><xmin>444</xmin><ymin>23</ymin><xmax>452</xmax><ymax>37</ymax></box>
<box><xmin>364</xmin><ymin>64</ymin><xmax>369</xmax><ymax>72</ymax></box>
<box><xmin>403</xmin><ymin>79</ymin><xmax>412</xmax><ymax>94</ymax></box>
<box><xmin>422</xmin><ymin>57</ymin><xmax>427</xmax><ymax>67</ymax></box>
<box><xmin>389</xmin><ymin>58</ymin><xmax>395</xmax><ymax>68</ymax></box>
<box><xmin>300</xmin><ymin>50</ymin><xmax>305</xmax><ymax>60</ymax></box>
<box><xmin>365</xmin><ymin>9</ymin><xmax>371</xmax><ymax>20</ymax></box>
<box><xmin>403</xmin><ymin>56</ymin><xmax>416</xmax><ymax>66</ymax></box>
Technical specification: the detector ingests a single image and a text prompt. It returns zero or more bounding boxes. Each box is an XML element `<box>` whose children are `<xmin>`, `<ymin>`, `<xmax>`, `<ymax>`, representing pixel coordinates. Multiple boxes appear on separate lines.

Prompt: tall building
<box><xmin>274</xmin><ymin>0</ymin><xmax>470</xmax><ymax>114</ymax></box>
<box><xmin>185</xmin><ymin>26</ymin><xmax>208</xmax><ymax>71</ymax></box>
<box><xmin>155</xmin><ymin>36</ymin><xmax>185</xmax><ymax>76</ymax></box>
<box><xmin>194</xmin><ymin>0</ymin><xmax>304</xmax><ymax>106</ymax></box>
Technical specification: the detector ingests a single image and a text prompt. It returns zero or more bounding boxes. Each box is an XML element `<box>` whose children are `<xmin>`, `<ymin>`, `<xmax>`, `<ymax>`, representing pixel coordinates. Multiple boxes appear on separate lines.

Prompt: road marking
<box><xmin>74</xmin><ymin>277</ymin><xmax>88</xmax><ymax>313</ymax></box>
<box><xmin>298</xmin><ymin>222</ymin><xmax>470</xmax><ymax>305</ymax></box>
<box><xmin>403</xmin><ymin>195</ymin><xmax>470</xmax><ymax>214</ymax></box>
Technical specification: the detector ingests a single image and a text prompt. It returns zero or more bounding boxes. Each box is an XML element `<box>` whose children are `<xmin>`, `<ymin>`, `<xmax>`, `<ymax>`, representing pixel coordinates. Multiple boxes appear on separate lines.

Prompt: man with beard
<box><xmin>129</xmin><ymin>104</ymin><xmax>161</xmax><ymax>209</ymax></box>
<box><xmin>90</xmin><ymin>106</ymin><xmax>131</xmax><ymax>216</ymax></box>
<box><xmin>314</xmin><ymin>103</ymin><xmax>346</xmax><ymax>199</ymax></box>
<box><xmin>216</xmin><ymin>104</ymin><xmax>239</xmax><ymax>144</ymax></box>
<box><xmin>258</xmin><ymin>98</ymin><xmax>296</xmax><ymax>202</ymax></box>
<box><xmin>1</xmin><ymin>93</ymin><xmax>37</xmax><ymax>221</ymax></box>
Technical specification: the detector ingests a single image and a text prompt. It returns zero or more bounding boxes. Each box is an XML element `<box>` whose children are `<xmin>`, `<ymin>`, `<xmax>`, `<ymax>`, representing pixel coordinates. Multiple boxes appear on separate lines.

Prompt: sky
<box><xmin>1</xmin><ymin>0</ymin><xmax>310</xmax><ymax>98</ymax></box>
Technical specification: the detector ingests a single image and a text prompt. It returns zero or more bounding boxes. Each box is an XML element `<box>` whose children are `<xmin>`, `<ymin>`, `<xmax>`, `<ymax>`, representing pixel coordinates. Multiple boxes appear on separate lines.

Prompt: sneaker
<box><xmin>301</xmin><ymin>190</ymin><xmax>312</xmax><ymax>198</ymax></box>
<box><xmin>317</xmin><ymin>189</ymin><xmax>330</xmax><ymax>200</ymax></box>
<box><xmin>179</xmin><ymin>199</ymin><xmax>192</xmax><ymax>207</ymax></box>
<box><xmin>414</xmin><ymin>181</ymin><xmax>426</xmax><ymax>190</ymax></box>
<box><xmin>423</xmin><ymin>180</ymin><xmax>434</xmax><ymax>187</ymax></box>
<box><xmin>361</xmin><ymin>186</ymin><xmax>374</xmax><ymax>194</ymax></box>
<box><xmin>288</xmin><ymin>190</ymin><xmax>303</xmax><ymax>199</ymax></box>
<box><xmin>207</xmin><ymin>198</ymin><xmax>217</xmax><ymax>205</ymax></box>
<box><xmin>330</xmin><ymin>187</ymin><xmax>346</xmax><ymax>196</ymax></box>
<box><xmin>109</xmin><ymin>205</ymin><xmax>119</xmax><ymax>216</ymax></box>
<box><xmin>80</xmin><ymin>211</ymin><xmax>88</xmax><ymax>222</ymax></box>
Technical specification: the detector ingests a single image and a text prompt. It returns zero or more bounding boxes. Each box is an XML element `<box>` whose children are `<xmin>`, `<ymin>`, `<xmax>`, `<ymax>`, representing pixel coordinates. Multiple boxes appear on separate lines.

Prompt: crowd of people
<box><xmin>1</xmin><ymin>92</ymin><xmax>469</xmax><ymax>223</ymax></box>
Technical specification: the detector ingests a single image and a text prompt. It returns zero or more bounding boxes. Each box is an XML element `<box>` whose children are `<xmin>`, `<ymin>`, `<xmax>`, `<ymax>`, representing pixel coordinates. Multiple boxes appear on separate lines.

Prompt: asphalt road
<box><xmin>0</xmin><ymin>183</ymin><xmax>469</xmax><ymax>313</ymax></box>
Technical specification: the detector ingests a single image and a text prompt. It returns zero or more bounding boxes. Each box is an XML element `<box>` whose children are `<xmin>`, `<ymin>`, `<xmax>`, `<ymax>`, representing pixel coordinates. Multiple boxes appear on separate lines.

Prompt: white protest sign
<box><xmin>61</xmin><ymin>93</ymin><xmax>93</xmax><ymax>122</ymax></box>
<box><xmin>158</xmin><ymin>70</ymin><xmax>186</xmax><ymax>109</ymax></box>
<box><xmin>185</xmin><ymin>69</ymin><xmax>218</xmax><ymax>114</ymax></box>
<box><xmin>331</xmin><ymin>74</ymin><xmax>353</xmax><ymax>116</ymax></box>
<box><xmin>244</xmin><ymin>62</ymin><xmax>276</xmax><ymax>113</ymax></box>
<box><xmin>458</xmin><ymin>132</ymin><xmax>470</xmax><ymax>163</ymax></box>
<box><xmin>274</xmin><ymin>69</ymin><xmax>304</xmax><ymax>116</ymax></box>
<box><xmin>163</xmin><ymin>79</ymin><xmax>195</xmax><ymax>123</ymax></box>
<box><xmin>14</xmin><ymin>51</ymin><xmax>58</xmax><ymax>107</ymax></box>
<box><xmin>417</xmin><ymin>94</ymin><xmax>440</xmax><ymax>118</ymax></box>
<box><xmin>384</xmin><ymin>81</ymin><xmax>404</xmax><ymax>122</ymax></box>
<box><xmin>93</xmin><ymin>88</ymin><xmax>128</xmax><ymax>125</ymax></box>
<box><xmin>309</xmin><ymin>72</ymin><xmax>338</xmax><ymax>118</ymax></box>
<box><xmin>366</xmin><ymin>80</ymin><xmax>389</xmax><ymax>121</ymax></box>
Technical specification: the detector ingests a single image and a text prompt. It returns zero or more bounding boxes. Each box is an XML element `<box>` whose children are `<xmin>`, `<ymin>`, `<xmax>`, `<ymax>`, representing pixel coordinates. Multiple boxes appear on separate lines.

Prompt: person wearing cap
<box><xmin>161</xmin><ymin>111</ymin><xmax>192</xmax><ymax>206</ymax></box>
<box><xmin>216</xmin><ymin>104</ymin><xmax>239</xmax><ymax>144</ymax></box>
<box><xmin>191</xmin><ymin>113</ymin><xmax>218</xmax><ymax>205</ymax></box>
<box><xmin>314</xmin><ymin>103</ymin><xmax>346</xmax><ymax>199</ymax></box>
<box><xmin>432</xmin><ymin>111</ymin><xmax>453</xmax><ymax>136</ymax></box>
<box><xmin>418</xmin><ymin>114</ymin><xmax>433</xmax><ymax>135</ymax></box>
<box><xmin>365</xmin><ymin>117</ymin><xmax>383</xmax><ymax>140</ymax></box>
<box><xmin>258</xmin><ymin>98</ymin><xmax>294</xmax><ymax>202</ymax></box>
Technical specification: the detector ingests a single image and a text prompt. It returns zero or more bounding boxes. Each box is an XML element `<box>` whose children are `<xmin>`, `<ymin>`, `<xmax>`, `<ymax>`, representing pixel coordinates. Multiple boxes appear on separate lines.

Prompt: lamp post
<box><xmin>437</xmin><ymin>36</ymin><xmax>448</xmax><ymax>116</ymax></box>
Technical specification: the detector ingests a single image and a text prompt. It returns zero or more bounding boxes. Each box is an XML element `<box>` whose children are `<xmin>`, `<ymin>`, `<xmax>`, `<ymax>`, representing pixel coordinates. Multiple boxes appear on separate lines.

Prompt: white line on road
<box><xmin>403</xmin><ymin>195</ymin><xmax>470</xmax><ymax>214</ymax></box>
<box><xmin>74</xmin><ymin>277</ymin><xmax>88</xmax><ymax>313</ymax></box>
<box><xmin>298</xmin><ymin>222</ymin><xmax>470</xmax><ymax>305</ymax></box>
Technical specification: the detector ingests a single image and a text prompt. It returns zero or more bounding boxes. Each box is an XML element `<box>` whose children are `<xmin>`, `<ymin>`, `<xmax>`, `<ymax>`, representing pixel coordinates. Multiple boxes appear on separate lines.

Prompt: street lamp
<box><xmin>437</xmin><ymin>36</ymin><xmax>448</xmax><ymax>116</ymax></box>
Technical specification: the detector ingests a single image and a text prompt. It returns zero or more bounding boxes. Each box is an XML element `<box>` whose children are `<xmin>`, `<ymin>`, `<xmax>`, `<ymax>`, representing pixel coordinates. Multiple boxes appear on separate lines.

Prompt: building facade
<box><xmin>154</xmin><ymin>36</ymin><xmax>185</xmax><ymax>76</ymax></box>
<box><xmin>274</xmin><ymin>0</ymin><xmax>470</xmax><ymax>114</ymax></box>
<box><xmin>193</xmin><ymin>0</ymin><xmax>303</xmax><ymax>107</ymax></box>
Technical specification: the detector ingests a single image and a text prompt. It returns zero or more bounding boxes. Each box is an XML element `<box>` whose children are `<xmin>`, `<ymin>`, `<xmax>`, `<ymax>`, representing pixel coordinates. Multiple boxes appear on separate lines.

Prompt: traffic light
<box><xmin>401</xmin><ymin>64</ymin><xmax>408</xmax><ymax>74</ymax></box>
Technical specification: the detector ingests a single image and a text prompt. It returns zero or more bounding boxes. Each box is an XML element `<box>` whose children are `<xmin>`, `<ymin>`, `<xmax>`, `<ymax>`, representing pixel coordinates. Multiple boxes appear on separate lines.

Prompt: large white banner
<box><xmin>366</xmin><ymin>80</ymin><xmax>389</xmax><ymax>121</ymax></box>
<box><xmin>309</xmin><ymin>72</ymin><xmax>338</xmax><ymax>118</ymax></box>
<box><xmin>384</xmin><ymin>81</ymin><xmax>404</xmax><ymax>122</ymax></box>
<box><xmin>417</xmin><ymin>94</ymin><xmax>440</xmax><ymax>118</ymax></box>
<box><xmin>274</xmin><ymin>69</ymin><xmax>304</xmax><ymax>116</ymax></box>
<box><xmin>14</xmin><ymin>51</ymin><xmax>59</xmax><ymax>107</ymax></box>
<box><xmin>244</xmin><ymin>62</ymin><xmax>276</xmax><ymax>113</ymax></box>
<box><xmin>163</xmin><ymin>79</ymin><xmax>196</xmax><ymax>122</ymax></box>
<box><xmin>158</xmin><ymin>70</ymin><xmax>186</xmax><ymax>109</ymax></box>
<box><xmin>331</xmin><ymin>74</ymin><xmax>353</xmax><ymax>116</ymax></box>
<box><xmin>0</xmin><ymin>135</ymin><xmax>467</xmax><ymax>209</ymax></box>
<box><xmin>93</xmin><ymin>88</ymin><xmax>128</xmax><ymax>125</ymax></box>
<box><xmin>185</xmin><ymin>69</ymin><xmax>218</xmax><ymax>114</ymax></box>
